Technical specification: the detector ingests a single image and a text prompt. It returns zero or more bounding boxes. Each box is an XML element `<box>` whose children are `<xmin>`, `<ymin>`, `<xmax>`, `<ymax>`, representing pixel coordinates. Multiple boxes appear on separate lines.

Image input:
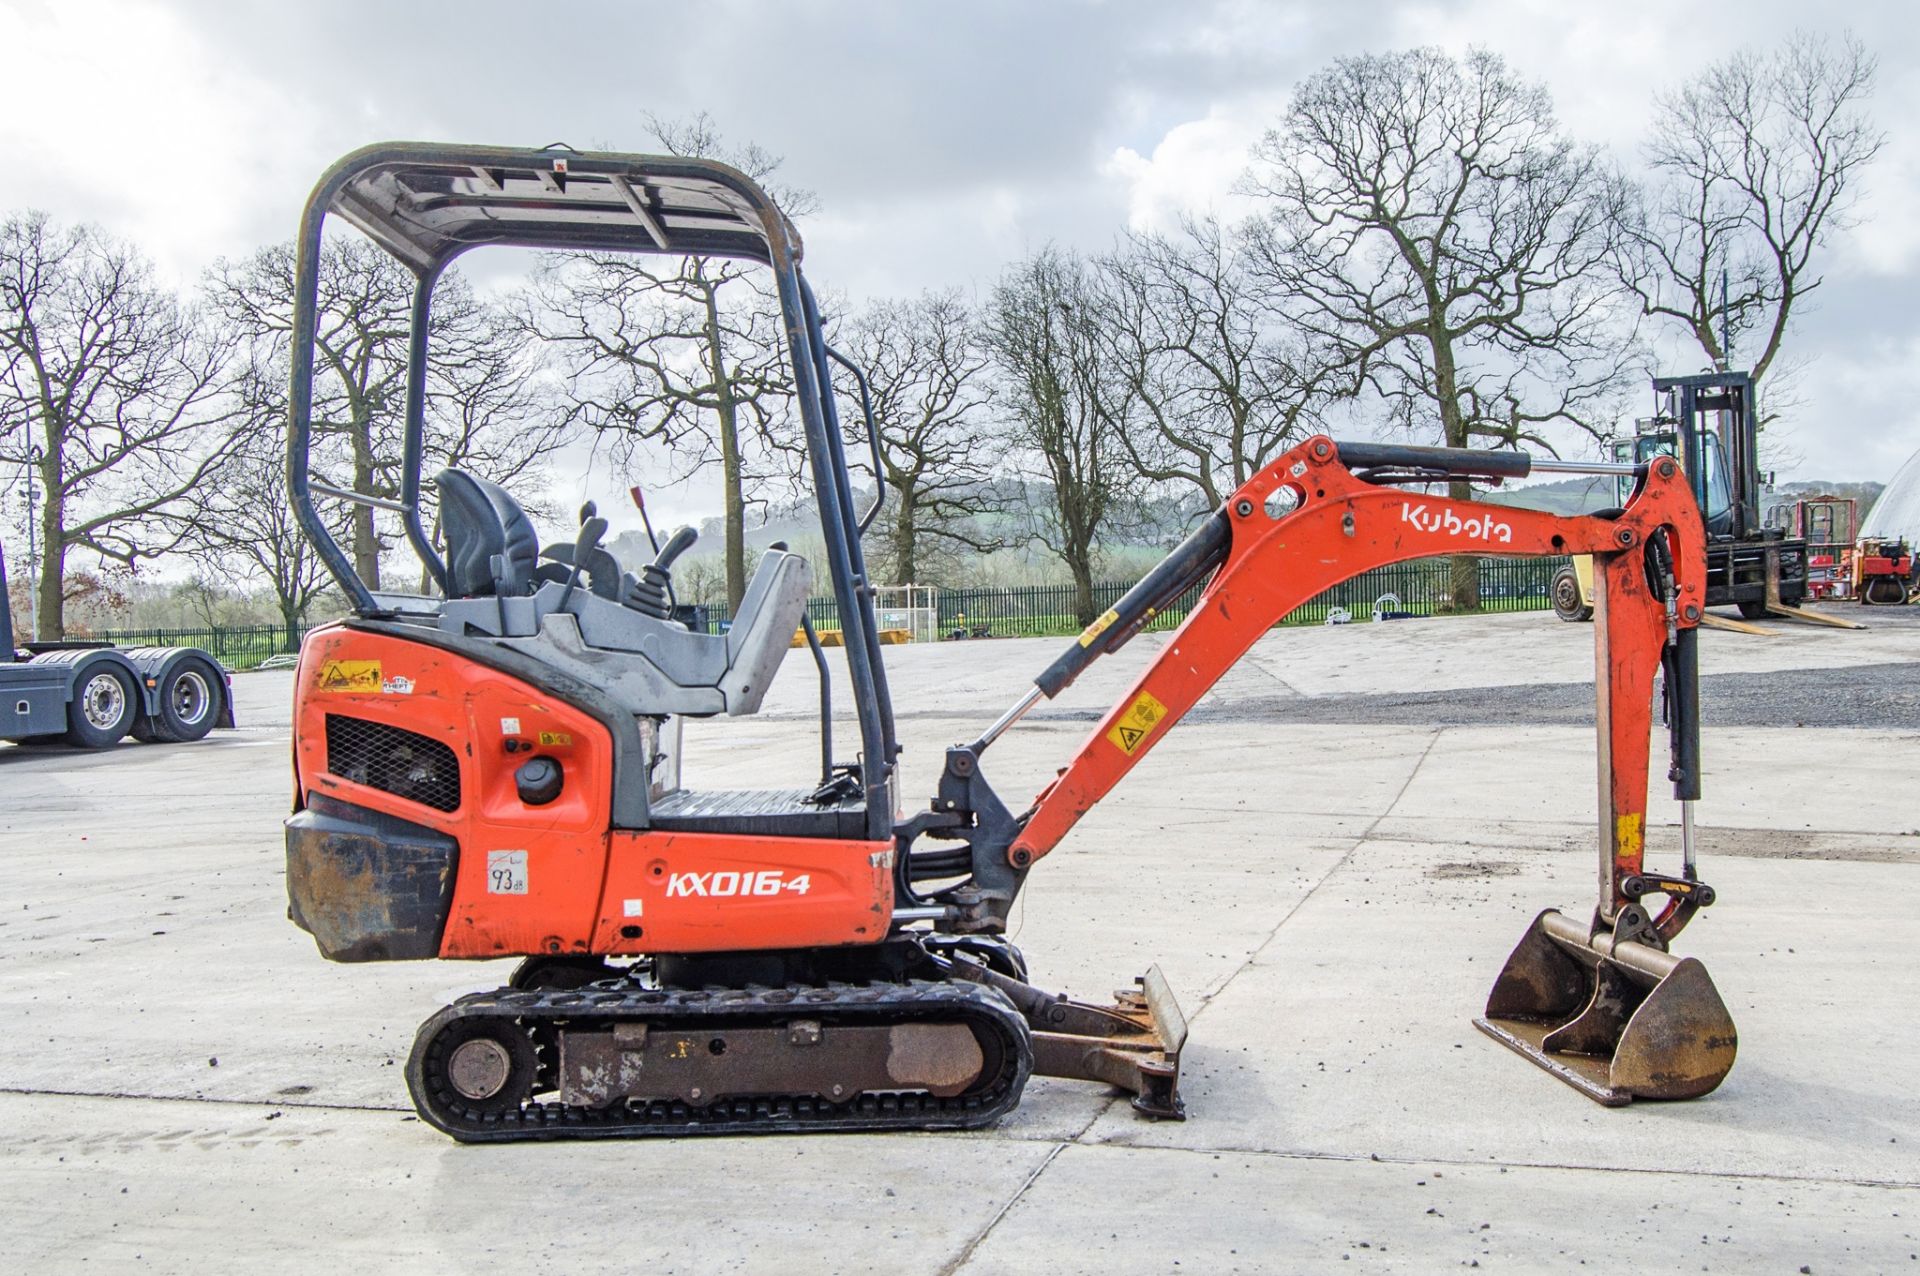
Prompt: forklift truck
<box><xmin>1553</xmin><ymin>371</ymin><xmax>1847</xmax><ymax>629</ymax></box>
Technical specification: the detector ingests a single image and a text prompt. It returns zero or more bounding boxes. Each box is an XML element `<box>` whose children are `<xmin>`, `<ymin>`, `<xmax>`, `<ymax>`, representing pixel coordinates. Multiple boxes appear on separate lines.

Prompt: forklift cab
<box><xmin>1610</xmin><ymin>428</ymin><xmax>1734</xmax><ymax>535</ymax></box>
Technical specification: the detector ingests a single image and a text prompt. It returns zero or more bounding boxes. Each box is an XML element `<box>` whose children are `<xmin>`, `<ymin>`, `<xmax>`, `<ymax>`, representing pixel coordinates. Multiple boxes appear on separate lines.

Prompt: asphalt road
<box><xmin>1173</xmin><ymin>658</ymin><xmax>1920</xmax><ymax>729</ymax></box>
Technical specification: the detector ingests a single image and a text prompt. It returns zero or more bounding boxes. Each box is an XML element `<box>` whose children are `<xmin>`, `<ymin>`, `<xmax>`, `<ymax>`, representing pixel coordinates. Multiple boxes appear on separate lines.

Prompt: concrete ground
<box><xmin>1</xmin><ymin>605</ymin><xmax>1916</xmax><ymax>1273</ymax></box>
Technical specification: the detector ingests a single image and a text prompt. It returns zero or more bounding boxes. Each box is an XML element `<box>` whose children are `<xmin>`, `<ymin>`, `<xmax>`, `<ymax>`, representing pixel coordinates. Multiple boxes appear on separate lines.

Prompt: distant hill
<box><xmin>1482</xmin><ymin>476</ymin><xmax>1623</xmax><ymax>516</ymax></box>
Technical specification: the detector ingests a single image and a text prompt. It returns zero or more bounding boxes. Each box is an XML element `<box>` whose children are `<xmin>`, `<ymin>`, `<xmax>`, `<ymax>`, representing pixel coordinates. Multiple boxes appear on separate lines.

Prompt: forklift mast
<box><xmin>1652</xmin><ymin>371</ymin><xmax>1763</xmax><ymax>541</ymax></box>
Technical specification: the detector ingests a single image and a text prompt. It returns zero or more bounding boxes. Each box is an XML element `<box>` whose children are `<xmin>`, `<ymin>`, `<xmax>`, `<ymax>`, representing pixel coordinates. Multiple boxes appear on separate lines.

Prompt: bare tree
<box><xmin>1098</xmin><ymin>216</ymin><xmax>1326</xmax><ymax>509</ymax></box>
<box><xmin>209</xmin><ymin>238</ymin><xmax>409</xmax><ymax>588</ymax></box>
<box><xmin>986</xmin><ymin>248</ymin><xmax>1131</xmax><ymax>625</ymax></box>
<box><xmin>209</xmin><ymin>237</ymin><xmax>568</xmax><ymax>591</ymax></box>
<box><xmin>1244</xmin><ymin>48</ymin><xmax>1637</xmax><ymax>607</ymax></box>
<box><xmin>841</xmin><ymin>290</ymin><xmax>1003</xmax><ymax>584</ymax></box>
<box><xmin>516</xmin><ymin>114</ymin><xmax>815</xmax><ymax>610</ymax></box>
<box><xmin>0</xmin><ymin>213</ymin><xmax>242</xmax><ymax>638</ymax></box>
<box><xmin>1622</xmin><ymin>31</ymin><xmax>1883</xmax><ymax>390</ymax></box>
<box><xmin>184</xmin><ymin>363</ymin><xmax>338</xmax><ymax>643</ymax></box>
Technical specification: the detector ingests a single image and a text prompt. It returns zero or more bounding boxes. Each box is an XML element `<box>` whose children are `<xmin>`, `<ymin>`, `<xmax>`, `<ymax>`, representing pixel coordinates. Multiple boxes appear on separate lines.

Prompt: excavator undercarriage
<box><xmin>281</xmin><ymin>143</ymin><xmax>1735</xmax><ymax>1142</ymax></box>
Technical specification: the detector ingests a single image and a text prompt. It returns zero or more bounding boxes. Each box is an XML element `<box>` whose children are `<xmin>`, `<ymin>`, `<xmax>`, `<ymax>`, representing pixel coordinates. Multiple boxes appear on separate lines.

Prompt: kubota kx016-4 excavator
<box><xmin>284</xmin><ymin>144</ymin><xmax>1736</xmax><ymax>1141</ymax></box>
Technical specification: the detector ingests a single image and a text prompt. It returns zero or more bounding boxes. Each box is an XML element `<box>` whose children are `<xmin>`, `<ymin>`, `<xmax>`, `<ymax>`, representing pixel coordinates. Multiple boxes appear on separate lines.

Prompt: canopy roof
<box><xmin>312</xmin><ymin>142</ymin><xmax>800</xmax><ymax>274</ymax></box>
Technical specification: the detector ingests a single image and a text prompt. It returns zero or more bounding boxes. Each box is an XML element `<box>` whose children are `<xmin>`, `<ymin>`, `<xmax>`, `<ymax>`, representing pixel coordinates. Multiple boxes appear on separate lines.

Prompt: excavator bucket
<box><xmin>1475</xmin><ymin>909</ymin><xmax>1737</xmax><ymax>1106</ymax></box>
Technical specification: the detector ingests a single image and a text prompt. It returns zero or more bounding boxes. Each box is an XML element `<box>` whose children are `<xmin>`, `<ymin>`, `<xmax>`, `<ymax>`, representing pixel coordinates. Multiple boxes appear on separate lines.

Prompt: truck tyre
<box><xmin>147</xmin><ymin>657</ymin><xmax>224</xmax><ymax>742</ymax></box>
<box><xmin>64</xmin><ymin>664</ymin><xmax>137</xmax><ymax>748</ymax></box>
<box><xmin>1736</xmin><ymin>599</ymin><xmax>1770</xmax><ymax>621</ymax></box>
<box><xmin>1551</xmin><ymin>566</ymin><xmax>1591</xmax><ymax>623</ymax></box>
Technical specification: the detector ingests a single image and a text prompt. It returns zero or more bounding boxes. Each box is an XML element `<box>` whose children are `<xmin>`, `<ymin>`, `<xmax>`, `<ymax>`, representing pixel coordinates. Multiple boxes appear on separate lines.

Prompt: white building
<box><xmin>1860</xmin><ymin>447</ymin><xmax>1920</xmax><ymax>545</ymax></box>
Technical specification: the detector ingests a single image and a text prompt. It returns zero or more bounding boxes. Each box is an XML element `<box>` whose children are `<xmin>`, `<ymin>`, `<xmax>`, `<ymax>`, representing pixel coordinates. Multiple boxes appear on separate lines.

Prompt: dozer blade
<box><xmin>954</xmin><ymin>961</ymin><xmax>1188</xmax><ymax>1118</ymax></box>
<box><xmin>1475</xmin><ymin>909</ymin><xmax>1737</xmax><ymax>1106</ymax></box>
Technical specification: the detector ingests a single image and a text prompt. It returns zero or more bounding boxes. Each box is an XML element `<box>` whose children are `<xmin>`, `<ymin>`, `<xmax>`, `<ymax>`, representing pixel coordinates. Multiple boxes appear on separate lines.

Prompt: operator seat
<box><xmin>430</xmin><ymin>466</ymin><xmax>810</xmax><ymax>720</ymax></box>
<box><xmin>436</xmin><ymin>469</ymin><xmax>539</xmax><ymax>598</ymax></box>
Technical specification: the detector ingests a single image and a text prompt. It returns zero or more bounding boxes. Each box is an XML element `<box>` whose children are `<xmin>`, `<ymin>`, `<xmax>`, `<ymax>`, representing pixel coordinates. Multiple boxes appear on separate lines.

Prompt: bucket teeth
<box><xmin>1475</xmin><ymin>909</ymin><xmax>1737</xmax><ymax>1105</ymax></box>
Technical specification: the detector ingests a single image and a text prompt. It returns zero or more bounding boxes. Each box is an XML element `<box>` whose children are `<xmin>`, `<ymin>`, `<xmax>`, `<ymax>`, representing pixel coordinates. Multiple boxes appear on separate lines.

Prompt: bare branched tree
<box><xmin>1243</xmin><ymin>47</ymin><xmax>1638</xmax><ymax>607</ymax></box>
<box><xmin>516</xmin><ymin>114</ymin><xmax>815</xmax><ymax>610</ymax></box>
<box><xmin>210</xmin><ymin>238</ymin><xmax>407</xmax><ymax>588</ymax></box>
<box><xmin>0</xmin><ymin>213</ymin><xmax>243</xmax><ymax>638</ymax></box>
<box><xmin>1097</xmin><ymin>216</ymin><xmax>1327</xmax><ymax>510</ymax></box>
<box><xmin>1621</xmin><ymin>31</ymin><xmax>1884</xmax><ymax>390</ymax></box>
<box><xmin>183</xmin><ymin>362</ymin><xmax>338</xmax><ymax>642</ymax></box>
<box><xmin>841</xmin><ymin>290</ymin><xmax>1004</xmax><ymax>584</ymax></box>
<box><xmin>210</xmin><ymin>237</ymin><xmax>567</xmax><ymax>591</ymax></box>
<box><xmin>986</xmin><ymin>248</ymin><xmax>1132</xmax><ymax>625</ymax></box>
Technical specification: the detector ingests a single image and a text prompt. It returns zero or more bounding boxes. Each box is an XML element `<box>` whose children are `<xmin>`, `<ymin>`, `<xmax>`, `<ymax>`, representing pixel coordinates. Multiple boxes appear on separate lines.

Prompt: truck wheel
<box><xmin>1551</xmin><ymin>566</ymin><xmax>1591</xmax><ymax>622</ymax></box>
<box><xmin>1737</xmin><ymin>599</ymin><xmax>1770</xmax><ymax>620</ymax></box>
<box><xmin>64</xmin><ymin>665</ymin><xmax>137</xmax><ymax>748</ymax></box>
<box><xmin>147</xmin><ymin>658</ymin><xmax>224</xmax><ymax>742</ymax></box>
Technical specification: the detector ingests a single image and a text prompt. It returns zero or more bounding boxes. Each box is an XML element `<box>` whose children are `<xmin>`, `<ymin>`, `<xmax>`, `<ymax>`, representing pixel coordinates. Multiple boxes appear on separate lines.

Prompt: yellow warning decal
<box><xmin>1106</xmin><ymin>690</ymin><xmax>1168</xmax><ymax>756</ymax></box>
<box><xmin>1615</xmin><ymin>812</ymin><xmax>1644</xmax><ymax>860</ymax></box>
<box><xmin>538</xmin><ymin>731</ymin><xmax>573</xmax><ymax>747</ymax></box>
<box><xmin>316</xmin><ymin>659</ymin><xmax>381</xmax><ymax>693</ymax></box>
<box><xmin>1077</xmin><ymin>608</ymin><xmax>1120</xmax><ymax>648</ymax></box>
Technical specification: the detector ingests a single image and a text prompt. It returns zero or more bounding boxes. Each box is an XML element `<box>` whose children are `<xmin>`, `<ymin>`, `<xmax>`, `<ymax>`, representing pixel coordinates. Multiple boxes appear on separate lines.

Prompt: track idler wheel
<box><xmin>1474</xmin><ymin>907</ymin><xmax>1737</xmax><ymax>1105</ymax></box>
<box><xmin>409</xmin><ymin>1009</ymin><xmax>538</xmax><ymax>1128</ymax></box>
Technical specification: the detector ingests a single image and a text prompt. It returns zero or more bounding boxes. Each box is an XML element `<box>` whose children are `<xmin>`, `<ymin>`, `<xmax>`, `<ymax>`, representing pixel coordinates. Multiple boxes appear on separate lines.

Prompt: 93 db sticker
<box><xmin>487</xmin><ymin>850</ymin><xmax>528</xmax><ymax>895</ymax></box>
<box><xmin>1106</xmin><ymin>689</ymin><xmax>1168</xmax><ymax>756</ymax></box>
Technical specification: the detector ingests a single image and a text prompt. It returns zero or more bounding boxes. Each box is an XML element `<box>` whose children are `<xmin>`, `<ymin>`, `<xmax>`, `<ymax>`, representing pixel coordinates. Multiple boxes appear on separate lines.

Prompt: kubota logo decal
<box><xmin>667</xmin><ymin>870</ymin><xmax>812</xmax><ymax>898</ymax></box>
<box><xmin>1400</xmin><ymin>502</ymin><xmax>1513</xmax><ymax>544</ymax></box>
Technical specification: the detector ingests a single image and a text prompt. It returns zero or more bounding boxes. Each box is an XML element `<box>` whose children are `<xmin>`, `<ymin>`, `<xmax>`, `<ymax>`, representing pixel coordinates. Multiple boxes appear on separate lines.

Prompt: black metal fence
<box><xmin>96</xmin><ymin>556</ymin><xmax>1564</xmax><ymax>663</ymax></box>
<box><xmin>97</xmin><ymin>624</ymin><xmax>302</xmax><ymax>670</ymax></box>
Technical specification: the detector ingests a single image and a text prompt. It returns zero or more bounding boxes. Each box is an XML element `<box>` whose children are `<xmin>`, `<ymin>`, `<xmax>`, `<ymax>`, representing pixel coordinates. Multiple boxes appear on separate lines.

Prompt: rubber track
<box><xmin>406</xmin><ymin>977</ymin><xmax>1034</xmax><ymax>1143</ymax></box>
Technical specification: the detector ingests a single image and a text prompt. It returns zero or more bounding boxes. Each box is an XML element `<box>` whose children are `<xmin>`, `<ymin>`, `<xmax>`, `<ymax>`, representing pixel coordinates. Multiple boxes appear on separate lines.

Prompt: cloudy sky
<box><xmin>2</xmin><ymin>0</ymin><xmax>1914</xmax><ymax>529</ymax></box>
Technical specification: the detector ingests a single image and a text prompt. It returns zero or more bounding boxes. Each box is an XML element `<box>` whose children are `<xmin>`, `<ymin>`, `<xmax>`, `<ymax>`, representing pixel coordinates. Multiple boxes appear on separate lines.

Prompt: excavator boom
<box><xmin>928</xmin><ymin>434</ymin><xmax>1732</xmax><ymax>1108</ymax></box>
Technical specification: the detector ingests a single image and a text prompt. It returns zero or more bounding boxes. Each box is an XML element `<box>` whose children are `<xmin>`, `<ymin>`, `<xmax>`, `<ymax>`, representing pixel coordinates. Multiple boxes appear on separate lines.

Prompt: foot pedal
<box><xmin>1475</xmin><ymin>909</ymin><xmax>1737</xmax><ymax>1105</ymax></box>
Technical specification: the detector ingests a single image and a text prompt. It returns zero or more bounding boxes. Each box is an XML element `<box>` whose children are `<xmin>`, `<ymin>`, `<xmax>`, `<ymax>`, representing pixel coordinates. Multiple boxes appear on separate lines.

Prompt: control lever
<box><xmin>557</xmin><ymin>506</ymin><xmax>609</xmax><ymax>612</ymax></box>
<box><xmin>627</xmin><ymin>525</ymin><xmax>697</xmax><ymax>621</ymax></box>
<box><xmin>630</xmin><ymin>485</ymin><xmax>661</xmax><ymax>556</ymax></box>
<box><xmin>652</xmin><ymin>525</ymin><xmax>697</xmax><ymax>571</ymax></box>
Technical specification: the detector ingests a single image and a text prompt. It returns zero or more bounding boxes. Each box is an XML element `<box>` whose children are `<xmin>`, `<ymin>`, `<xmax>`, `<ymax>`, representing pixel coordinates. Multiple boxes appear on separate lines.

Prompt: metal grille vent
<box><xmin>324</xmin><ymin>714</ymin><xmax>461</xmax><ymax>813</ymax></box>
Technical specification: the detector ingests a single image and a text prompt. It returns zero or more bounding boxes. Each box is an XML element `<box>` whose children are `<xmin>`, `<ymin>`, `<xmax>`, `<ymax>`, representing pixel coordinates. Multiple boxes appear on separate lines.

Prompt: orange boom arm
<box><xmin>1002</xmin><ymin>436</ymin><xmax>1706</xmax><ymax>939</ymax></box>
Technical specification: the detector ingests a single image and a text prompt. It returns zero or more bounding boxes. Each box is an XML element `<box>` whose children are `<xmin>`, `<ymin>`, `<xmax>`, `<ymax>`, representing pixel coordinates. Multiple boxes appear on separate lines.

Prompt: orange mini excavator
<box><xmin>284</xmin><ymin>143</ymin><xmax>1736</xmax><ymax>1142</ymax></box>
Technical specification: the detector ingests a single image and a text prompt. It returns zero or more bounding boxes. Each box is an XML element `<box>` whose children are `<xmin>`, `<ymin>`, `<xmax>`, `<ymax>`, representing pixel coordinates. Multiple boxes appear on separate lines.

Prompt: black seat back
<box><xmin>435</xmin><ymin>468</ymin><xmax>539</xmax><ymax>598</ymax></box>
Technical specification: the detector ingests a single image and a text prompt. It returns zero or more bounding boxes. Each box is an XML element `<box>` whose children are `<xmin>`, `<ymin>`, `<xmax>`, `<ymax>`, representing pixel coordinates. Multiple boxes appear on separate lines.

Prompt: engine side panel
<box><xmin>293</xmin><ymin>624</ymin><xmax>614</xmax><ymax>960</ymax></box>
<box><xmin>592</xmin><ymin>830</ymin><xmax>894</xmax><ymax>954</ymax></box>
<box><xmin>290</xmin><ymin>624</ymin><xmax>893</xmax><ymax>960</ymax></box>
